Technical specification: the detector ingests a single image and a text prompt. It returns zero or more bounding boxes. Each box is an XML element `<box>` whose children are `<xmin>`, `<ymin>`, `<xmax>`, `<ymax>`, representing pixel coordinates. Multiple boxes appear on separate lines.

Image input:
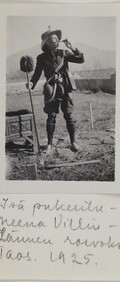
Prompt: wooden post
<box><xmin>27</xmin><ymin>163</ymin><xmax>37</xmax><ymax>180</ymax></box>
<box><xmin>31</xmin><ymin>116</ymin><xmax>39</xmax><ymax>153</ymax></box>
<box><xmin>45</xmin><ymin>159</ymin><xmax>101</xmax><ymax>169</ymax></box>
<box><xmin>26</xmin><ymin>71</ymin><xmax>41</xmax><ymax>155</ymax></box>
<box><xmin>89</xmin><ymin>102</ymin><xmax>94</xmax><ymax>130</ymax></box>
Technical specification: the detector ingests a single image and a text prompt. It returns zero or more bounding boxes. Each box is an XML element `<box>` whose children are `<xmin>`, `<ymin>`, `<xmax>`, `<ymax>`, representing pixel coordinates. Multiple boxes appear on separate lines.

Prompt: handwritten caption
<box><xmin>0</xmin><ymin>195</ymin><xmax>120</xmax><ymax>268</ymax></box>
<box><xmin>0</xmin><ymin>194</ymin><xmax>120</xmax><ymax>281</ymax></box>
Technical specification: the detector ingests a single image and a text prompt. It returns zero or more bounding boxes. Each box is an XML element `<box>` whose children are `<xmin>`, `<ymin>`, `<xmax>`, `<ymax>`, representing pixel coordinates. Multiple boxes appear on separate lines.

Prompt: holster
<box><xmin>66</xmin><ymin>71</ymin><xmax>77</xmax><ymax>91</ymax></box>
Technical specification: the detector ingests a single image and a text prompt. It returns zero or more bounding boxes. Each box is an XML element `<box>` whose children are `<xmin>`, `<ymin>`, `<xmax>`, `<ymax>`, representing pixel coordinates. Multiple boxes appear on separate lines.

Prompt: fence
<box><xmin>75</xmin><ymin>73</ymin><xmax>116</xmax><ymax>94</ymax></box>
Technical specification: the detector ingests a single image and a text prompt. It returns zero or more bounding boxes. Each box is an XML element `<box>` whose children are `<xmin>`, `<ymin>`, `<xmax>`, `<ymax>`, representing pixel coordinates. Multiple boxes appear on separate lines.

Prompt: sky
<box><xmin>7</xmin><ymin>16</ymin><xmax>116</xmax><ymax>56</ymax></box>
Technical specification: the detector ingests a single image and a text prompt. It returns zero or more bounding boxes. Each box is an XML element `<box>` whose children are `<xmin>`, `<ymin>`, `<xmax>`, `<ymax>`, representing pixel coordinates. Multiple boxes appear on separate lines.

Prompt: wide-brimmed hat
<box><xmin>41</xmin><ymin>29</ymin><xmax>62</xmax><ymax>50</ymax></box>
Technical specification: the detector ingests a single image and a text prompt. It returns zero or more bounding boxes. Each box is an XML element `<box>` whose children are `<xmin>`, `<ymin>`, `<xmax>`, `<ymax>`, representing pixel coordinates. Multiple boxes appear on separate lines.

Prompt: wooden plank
<box><xmin>44</xmin><ymin>159</ymin><xmax>101</xmax><ymax>169</ymax></box>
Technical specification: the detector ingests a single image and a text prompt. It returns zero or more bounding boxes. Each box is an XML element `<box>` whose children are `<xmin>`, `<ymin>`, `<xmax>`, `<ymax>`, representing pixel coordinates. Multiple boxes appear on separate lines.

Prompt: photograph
<box><xmin>6</xmin><ymin>15</ymin><xmax>116</xmax><ymax>181</ymax></box>
<box><xmin>0</xmin><ymin>3</ymin><xmax>120</xmax><ymax>280</ymax></box>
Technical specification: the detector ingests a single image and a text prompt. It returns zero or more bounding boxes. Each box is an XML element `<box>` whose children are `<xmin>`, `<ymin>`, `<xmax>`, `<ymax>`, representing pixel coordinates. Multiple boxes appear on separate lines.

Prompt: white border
<box><xmin>0</xmin><ymin>3</ymin><xmax>120</xmax><ymax>193</ymax></box>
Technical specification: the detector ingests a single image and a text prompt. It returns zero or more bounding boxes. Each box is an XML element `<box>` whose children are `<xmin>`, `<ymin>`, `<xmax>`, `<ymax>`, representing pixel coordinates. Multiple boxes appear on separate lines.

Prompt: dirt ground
<box><xmin>6</xmin><ymin>89</ymin><xmax>115</xmax><ymax>181</ymax></box>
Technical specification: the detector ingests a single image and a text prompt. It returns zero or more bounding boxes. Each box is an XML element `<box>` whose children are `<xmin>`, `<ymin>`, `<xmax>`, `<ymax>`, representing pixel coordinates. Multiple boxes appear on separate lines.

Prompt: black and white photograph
<box><xmin>1</xmin><ymin>3</ymin><xmax>120</xmax><ymax>281</ymax></box>
<box><xmin>6</xmin><ymin>14</ymin><xmax>116</xmax><ymax>181</ymax></box>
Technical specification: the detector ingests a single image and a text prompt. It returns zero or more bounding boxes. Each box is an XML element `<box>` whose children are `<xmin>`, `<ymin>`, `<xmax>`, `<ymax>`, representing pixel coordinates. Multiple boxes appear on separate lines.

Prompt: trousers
<box><xmin>44</xmin><ymin>96</ymin><xmax>76</xmax><ymax>145</ymax></box>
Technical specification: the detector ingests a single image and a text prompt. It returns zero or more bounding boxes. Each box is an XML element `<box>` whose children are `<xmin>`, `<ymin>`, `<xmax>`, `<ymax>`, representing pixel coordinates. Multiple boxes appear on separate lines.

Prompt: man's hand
<box><xmin>26</xmin><ymin>81</ymin><xmax>33</xmax><ymax>90</ymax></box>
<box><xmin>62</xmin><ymin>39</ymin><xmax>76</xmax><ymax>52</ymax></box>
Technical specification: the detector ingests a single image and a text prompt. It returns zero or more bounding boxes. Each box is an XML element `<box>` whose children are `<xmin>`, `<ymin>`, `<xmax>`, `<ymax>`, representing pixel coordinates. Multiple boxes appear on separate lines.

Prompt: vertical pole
<box><xmin>93</xmin><ymin>56</ymin><xmax>99</xmax><ymax>107</ymax></box>
<box><xmin>89</xmin><ymin>102</ymin><xmax>94</xmax><ymax>130</ymax></box>
<box><xmin>97</xmin><ymin>91</ymin><xmax>99</xmax><ymax>108</ymax></box>
<box><xmin>26</xmin><ymin>71</ymin><xmax>41</xmax><ymax>155</ymax></box>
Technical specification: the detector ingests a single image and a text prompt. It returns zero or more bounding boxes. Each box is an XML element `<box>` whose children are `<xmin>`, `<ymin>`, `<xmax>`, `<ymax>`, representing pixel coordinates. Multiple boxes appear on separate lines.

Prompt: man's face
<box><xmin>46</xmin><ymin>34</ymin><xmax>59</xmax><ymax>50</ymax></box>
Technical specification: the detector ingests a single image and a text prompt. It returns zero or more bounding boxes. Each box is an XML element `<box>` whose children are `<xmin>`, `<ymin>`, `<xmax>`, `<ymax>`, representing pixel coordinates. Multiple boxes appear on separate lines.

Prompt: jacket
<box><xmin>30</xmin><ymin>48</ymin><xmax>84</xmax><ymax>91</ymax></box>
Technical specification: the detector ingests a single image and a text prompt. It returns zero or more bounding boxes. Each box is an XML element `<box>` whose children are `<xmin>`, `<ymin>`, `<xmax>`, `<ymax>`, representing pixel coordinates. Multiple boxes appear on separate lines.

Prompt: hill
<box><xmin>74</xmin><ymin>42</ymin><xmax>115</xmax><ymax>71</ymax></box>
<box><xmin>6</xmin><ymin>42</ymin><xmax>116</xmax><ymax>82</ymax></box>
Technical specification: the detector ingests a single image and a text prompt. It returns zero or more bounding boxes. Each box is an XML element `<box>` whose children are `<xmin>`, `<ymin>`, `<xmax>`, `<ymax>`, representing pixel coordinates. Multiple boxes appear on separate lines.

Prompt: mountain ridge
<box><xmin>6</xmin><ymin>42</ymin><xmax>116</xmax><ymax>82</ymax></box>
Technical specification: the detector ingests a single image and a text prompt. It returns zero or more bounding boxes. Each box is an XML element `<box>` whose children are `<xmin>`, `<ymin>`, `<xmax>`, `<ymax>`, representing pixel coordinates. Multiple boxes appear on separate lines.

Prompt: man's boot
<box><xmin>66</xmin><ymin>116</ymin><xmax>80</xmax><ymax>152</ymax></box>
<box><xmin>45</xmin><ymin>114</ymin><xmax>56</xmax><ymax>153</ymax></box>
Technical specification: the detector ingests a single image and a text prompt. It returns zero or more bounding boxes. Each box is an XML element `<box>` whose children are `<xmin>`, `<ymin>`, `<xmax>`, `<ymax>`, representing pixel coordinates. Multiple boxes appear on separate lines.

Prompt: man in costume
<box><xmin>26</xmin><ymin>28</ymin><xmax>85</xmax><ymax>153</ymax></box>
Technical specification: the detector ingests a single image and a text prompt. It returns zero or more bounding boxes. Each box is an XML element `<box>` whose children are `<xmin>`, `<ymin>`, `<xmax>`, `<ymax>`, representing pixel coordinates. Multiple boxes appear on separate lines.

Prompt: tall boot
<box><xmin>46</xmin><ymin>114</ymin><xmax>56</xmax><ymax>153</ymax></box>
<box><xmin>65</xmin><ymin>114</ymin><xmax>80</xmax><ymax>152</ymax></box>
<box><xmin>66</xmin><ymin>122</ymin><xmax>76</xmax><ymax>144</ymax></box>
<box><xmin>46</xmin><ymin>123</ymin><xmax>55</xmax><ymax>145</ymax></box>
<box><xmin>67</xmin><ymin>123</ymin><xmax>80</xmax><ymax>152</ymax></box>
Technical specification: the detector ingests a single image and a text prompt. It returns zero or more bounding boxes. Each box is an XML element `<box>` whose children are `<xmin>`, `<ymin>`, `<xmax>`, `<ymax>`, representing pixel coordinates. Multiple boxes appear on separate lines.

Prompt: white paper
<box><xmin>0</xmin><ymin>194</ymin><xmax>120</xmax><ymax>280</ymax></box>
<box><xmin>0</xmin><ymin>2</ymin><xmax>120</xmax><ymax>193</ymax></box>
<box><xmin>0</xmin><ymin>2</ymin><xmax>120</xmax><ymax>281</ymax></box>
